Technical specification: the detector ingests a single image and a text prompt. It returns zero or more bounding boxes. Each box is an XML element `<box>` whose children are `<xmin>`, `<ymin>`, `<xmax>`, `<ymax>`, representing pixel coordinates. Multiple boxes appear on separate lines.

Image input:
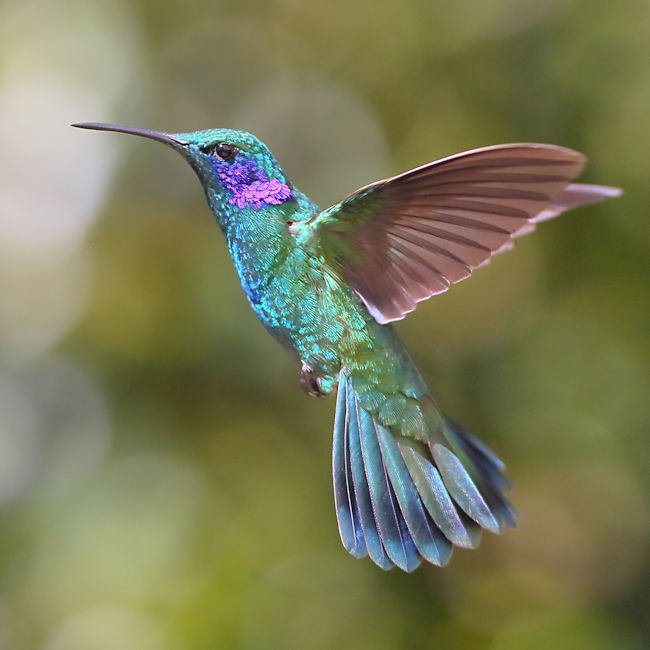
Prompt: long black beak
<box><xmin>71</xmin><ymin>122</ymin><xmax>187</xmax><ymax>147</ymax></box>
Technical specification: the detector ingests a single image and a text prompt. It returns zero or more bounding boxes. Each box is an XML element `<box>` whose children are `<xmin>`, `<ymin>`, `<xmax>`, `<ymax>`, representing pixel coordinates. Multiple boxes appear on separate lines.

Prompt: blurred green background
<box><xmin>1</xmin><ymin>0</ymin><xmax>648</xmax><ymax>648</ymax></box>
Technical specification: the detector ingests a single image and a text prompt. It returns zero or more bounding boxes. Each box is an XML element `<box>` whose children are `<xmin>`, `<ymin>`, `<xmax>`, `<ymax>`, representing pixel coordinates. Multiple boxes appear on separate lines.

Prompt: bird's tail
<box><xmin>333</xmin><ymin>371</ymin><xmax>516</xmax><ymax>571</ymax></box>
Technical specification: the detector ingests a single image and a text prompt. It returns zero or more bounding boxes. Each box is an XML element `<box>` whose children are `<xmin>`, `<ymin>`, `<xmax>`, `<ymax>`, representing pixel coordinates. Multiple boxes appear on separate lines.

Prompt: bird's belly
<box><xmin>248</xmin><ymin>264</ymin><xmax>373</xmax><ymax>391</ymax></box>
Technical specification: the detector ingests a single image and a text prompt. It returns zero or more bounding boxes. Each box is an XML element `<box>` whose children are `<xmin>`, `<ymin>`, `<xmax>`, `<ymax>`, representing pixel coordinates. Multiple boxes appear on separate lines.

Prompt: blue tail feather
<box><xmin>399</xmin><ymin>441</ymin><xmax>481</xmax><ymax>549</ymax></box>
<box><xmin>444</xmin><ymin>419</ymin><xmax>518</xmax><ymax>529</ymax></box>
<box><xmin>375</xmin><ymin>424</ymin><xmax>452</xmax><ymax>566</ymax></box>
<box><xmin>357</xmin><ymin>402</ymin><xmax>420</xmax><ymax>571</ymax></box>
<box><xmin>346</xmin><ymin>377</ymin><xmax>394</xmax><ymax>569</ymax></box>
<box><xmin>430</xmin><ymin>442</ymin><xmax>501</xmax><ymax>534</ymax></box>
<box><xmin>332</xmin><ymin>371</ymin><xmax>515</xmax><ymax>571</ymax></box>
<box><xmin>446</xmin><ymin>418</ymin><xmax>510</xmax><ymax>491</ymax></box>
<box><xmin>332</xmin><ymin>375</ymin><xmax>366</xmax><ymax>558</ymax></box>
<box><xmin>390</xmin><ymin>479</ymin><xmax>421</xmax><ymax>572</ymax></box>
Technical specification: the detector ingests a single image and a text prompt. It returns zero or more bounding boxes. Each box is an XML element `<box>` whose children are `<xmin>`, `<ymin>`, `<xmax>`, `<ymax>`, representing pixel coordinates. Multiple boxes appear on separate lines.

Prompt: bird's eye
<box><xmin>201</xmin><ymin>142</ymin><xmax>237</xmax><ymax>161</ymax></box>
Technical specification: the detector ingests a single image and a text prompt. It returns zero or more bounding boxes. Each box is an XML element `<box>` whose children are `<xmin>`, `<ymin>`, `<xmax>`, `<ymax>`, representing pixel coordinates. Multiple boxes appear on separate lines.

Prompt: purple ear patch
<box><xmin>213</xmin><ymin>157</ymin><xmax>294</xmax><ymax>210</ymax></box>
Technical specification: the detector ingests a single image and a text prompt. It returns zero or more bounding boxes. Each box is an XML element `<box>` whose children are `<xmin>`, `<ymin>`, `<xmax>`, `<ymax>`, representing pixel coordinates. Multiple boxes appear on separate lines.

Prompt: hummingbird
<box><xmin>73</xmin><ymin>122</ymin><xmax>620</xmax><ymax>571</ymax></box>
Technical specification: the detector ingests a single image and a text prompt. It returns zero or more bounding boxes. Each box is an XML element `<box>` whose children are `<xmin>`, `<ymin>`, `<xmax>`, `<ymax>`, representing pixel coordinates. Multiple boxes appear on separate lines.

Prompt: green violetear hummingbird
<box><xmin>73</xmin><ymin>121</ymin><xmax>620</xmax><ymax>571</ymax></box>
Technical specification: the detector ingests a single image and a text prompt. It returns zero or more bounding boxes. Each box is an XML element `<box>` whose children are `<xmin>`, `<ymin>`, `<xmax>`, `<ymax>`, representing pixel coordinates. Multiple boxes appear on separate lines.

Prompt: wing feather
<box><xmin>311</xmin><ymin>144</ymin><xmax>620</xmax><ymax>323</ymax></box>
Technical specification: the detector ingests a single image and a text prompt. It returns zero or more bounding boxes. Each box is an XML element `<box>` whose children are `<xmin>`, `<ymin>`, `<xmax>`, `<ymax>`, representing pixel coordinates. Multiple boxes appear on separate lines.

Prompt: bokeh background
<box><xmin>1</xmin><ymin>0</ymin><xmax>648</xmax><ymax>648</ymax></box>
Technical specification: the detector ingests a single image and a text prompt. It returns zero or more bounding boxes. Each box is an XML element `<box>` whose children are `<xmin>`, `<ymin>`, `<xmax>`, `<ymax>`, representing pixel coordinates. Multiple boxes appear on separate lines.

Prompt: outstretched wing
<box><xmin>310</xmin><ymin>144</ymin><xmax>620</xmax><ymax>323</ymax></box>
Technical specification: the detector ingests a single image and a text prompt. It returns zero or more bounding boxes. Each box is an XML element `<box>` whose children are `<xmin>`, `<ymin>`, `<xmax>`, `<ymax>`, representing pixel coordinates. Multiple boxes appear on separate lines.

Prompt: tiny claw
<box><xmin>300</xmin><ymin>360</ymin><xmax>328</xmax><ymax>397</ymax></box>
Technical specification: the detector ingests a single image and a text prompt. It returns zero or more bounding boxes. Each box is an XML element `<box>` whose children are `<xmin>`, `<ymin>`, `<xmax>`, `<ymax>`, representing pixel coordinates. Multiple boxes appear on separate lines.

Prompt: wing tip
<box><xmin>577</xmin><ymin>183</ymin><xmax>623</xmax><ymax>199</ymax></box>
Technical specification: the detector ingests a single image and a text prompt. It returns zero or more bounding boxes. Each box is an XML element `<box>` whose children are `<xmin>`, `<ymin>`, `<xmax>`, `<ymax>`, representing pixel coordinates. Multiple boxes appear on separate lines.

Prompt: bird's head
<box><xmin>72</xmin><ymin>123</ymin><xmax>296</xmax><ymax>216</ymax></box>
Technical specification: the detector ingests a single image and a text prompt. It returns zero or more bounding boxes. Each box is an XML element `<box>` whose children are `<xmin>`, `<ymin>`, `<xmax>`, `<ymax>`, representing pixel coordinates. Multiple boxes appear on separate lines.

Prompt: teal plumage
<box><xmin>73</xmin><ymin>122</ymin><xmax>621</xmax><ymax>571</ymax></box>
